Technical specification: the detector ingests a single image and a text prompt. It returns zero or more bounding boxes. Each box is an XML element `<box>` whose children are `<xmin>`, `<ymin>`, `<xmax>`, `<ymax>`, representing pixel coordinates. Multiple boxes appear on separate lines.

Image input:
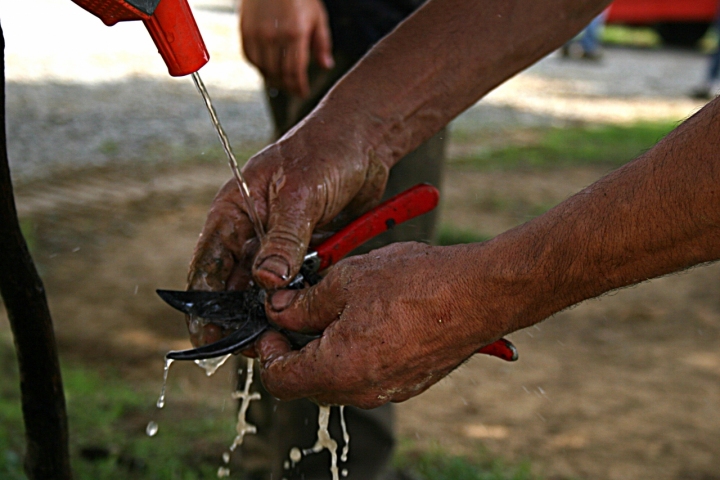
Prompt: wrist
<box><xmin>287</xmin><ymin>97</ymin><xmax>395</xmax><ymax>173</ymax></box>
<box><xmin>452</xmin><ymin>229</ymin><xmax>570</xmax><ymax>341</ymax></box>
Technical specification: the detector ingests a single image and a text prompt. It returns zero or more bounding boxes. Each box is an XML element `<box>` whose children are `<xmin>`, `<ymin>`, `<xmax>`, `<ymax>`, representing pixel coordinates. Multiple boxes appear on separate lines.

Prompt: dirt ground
<box><xmin>2</xmin><ymin>159</ymin><xmax>719</xmax><ymax>480</ymax></box>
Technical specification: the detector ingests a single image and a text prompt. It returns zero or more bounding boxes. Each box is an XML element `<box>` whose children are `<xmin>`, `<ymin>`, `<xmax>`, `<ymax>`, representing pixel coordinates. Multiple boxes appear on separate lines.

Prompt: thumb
<box><xmin>252</xmin><ymin>172</ymin><xmax>321</xmax><ymax>289</ymax></box>
<box><xmin>312</xmin><ymin>14</ymin><xmax>334</xmax><ymax>70</ymax></box>
<box><xmin>266</xmin><ymin>270</ymin><xmax>347</xmax><ymax>333</ymax></box>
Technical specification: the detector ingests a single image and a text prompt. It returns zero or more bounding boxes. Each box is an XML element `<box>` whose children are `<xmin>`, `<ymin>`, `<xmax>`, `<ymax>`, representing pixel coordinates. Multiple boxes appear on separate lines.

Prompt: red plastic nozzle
<box><xmin>143</xmin><ymin>0</ymin><xmax>209</xmax><ymax>76</ymax></box>
<box><xmin>70</xmin><ymin>0</ymin><xmax>209</xmax><ymax>76</ymax></box>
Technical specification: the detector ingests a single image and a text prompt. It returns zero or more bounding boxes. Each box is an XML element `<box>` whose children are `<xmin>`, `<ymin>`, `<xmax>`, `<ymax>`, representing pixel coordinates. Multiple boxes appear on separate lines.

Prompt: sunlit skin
<box><xmin>185</xmin><ymin>0</ymin><xmax>720</xmax><ymax>407</ymax></box>
<box><xmin>239</xmin><ymin>0</ymin><xmax>335</xmax><ymax>98</ymax></box>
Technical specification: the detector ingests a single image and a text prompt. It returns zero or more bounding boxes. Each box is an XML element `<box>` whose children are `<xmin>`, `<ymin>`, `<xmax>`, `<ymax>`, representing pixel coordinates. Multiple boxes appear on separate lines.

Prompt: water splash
<box><xmin>194</xmin><ymin>354</ymin><xmax>232</xmax><ymax>377</ymax></box>
<box><xmin>229</xmin><ymin>357</ymin><xmax>261</xmax><ymax>451</ymax></box>
<box><xmin>339</xmin><ymin>405</ymin><xmax>350</xmax><ymax>463</ymax></box>
<box><xmin>303</xmin><ymin>405</ymin><xmax>339</xmax><ymax>480</ymax></box>
<box><xmin>156</xmin><ymin>358</ymin><xmax>175</xmax><ymax>409</ymax></box>
<box><xmin>191</xmin><ymin>72</ymin><xmax>265</xmax><ymax>240</ymax></box>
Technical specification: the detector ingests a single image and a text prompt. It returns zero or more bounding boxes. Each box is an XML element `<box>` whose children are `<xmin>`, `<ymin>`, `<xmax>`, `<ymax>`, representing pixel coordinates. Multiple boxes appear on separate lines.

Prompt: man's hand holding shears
<box><xmin>182</xmin><ymin>0</ymin><xmax>615</xmax><ymax>407</ymax></box>
<box><xmin>181</xmin><ymin>114</ymin><xmax>521</xmax><ymax>407</ymax></box>
<box><xmin>186</xmin><ymin>118</ymin><xmax>391</xmax><ymax>350</ymax></box>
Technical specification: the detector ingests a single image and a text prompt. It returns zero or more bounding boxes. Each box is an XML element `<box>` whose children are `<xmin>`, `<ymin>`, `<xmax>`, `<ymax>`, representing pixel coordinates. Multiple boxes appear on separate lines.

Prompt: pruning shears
<box><xmin>157</xmin><ymin>184</ymin><xmax>519</xmax><ymax>363</ymax></box>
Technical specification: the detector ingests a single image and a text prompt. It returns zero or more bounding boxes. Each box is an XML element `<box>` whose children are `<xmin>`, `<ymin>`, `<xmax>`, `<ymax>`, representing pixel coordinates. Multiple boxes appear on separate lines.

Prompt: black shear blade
<box><xmin>158</xmin><ymin>288</ymin><xmax>270</xmax><ymax>360</ymax></box>
<box><xmin>165</xmin><ymin>320</ymin><xmax>268</xmax><ymax>361</ymax></box>
<box><xmin>156</xmin><ymin>289</ymin><xmax>265</xmax><ymax>321</ymax></box>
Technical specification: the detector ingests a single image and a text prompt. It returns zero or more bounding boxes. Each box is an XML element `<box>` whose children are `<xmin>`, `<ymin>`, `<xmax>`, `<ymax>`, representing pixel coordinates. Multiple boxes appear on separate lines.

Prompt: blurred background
<box><xmin>0</xmin><ymin>0</ymin><xmax>719</xmax><ymax>478</ymax></box>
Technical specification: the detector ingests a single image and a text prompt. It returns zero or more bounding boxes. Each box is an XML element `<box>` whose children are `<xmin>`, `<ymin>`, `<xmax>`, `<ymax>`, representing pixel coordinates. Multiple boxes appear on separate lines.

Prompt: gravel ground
<box><xmin>0</xmin><ymin>0</ymin><xmax>711</xmax><ymax>181</ymax></box>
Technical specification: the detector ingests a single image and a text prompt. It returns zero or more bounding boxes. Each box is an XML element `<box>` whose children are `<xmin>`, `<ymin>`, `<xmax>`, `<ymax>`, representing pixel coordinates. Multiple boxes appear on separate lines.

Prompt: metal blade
<box><xmin>166</xmin><ymin>320</ymin><xmax>269</xmax><ymax>361</ymax></box>
<box><xmin>156</xmin><ymin>289</ymin><xmax>265</xmax><ymax>321</ymax></box>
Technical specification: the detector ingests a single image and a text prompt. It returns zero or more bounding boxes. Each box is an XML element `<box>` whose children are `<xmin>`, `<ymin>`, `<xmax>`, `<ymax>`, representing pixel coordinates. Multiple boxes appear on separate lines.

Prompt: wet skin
<box><xmin>181</xmin><ymin>0</ymin><xmax>720</xmax><ymax>407</ymax></box>
<box><xmin>188</xmin><ymin>0</ymin><xmax>611</xmax><ymax>345</ymax></box>
<box><xmin>255</xmin><ymin>99</ymin><xmax>720</xmax><ymax>406</ymax></box>
<box><xmin>186</xmin><ymin>117</ymin><xmax>391</xmax><ymax>346</ymax></box>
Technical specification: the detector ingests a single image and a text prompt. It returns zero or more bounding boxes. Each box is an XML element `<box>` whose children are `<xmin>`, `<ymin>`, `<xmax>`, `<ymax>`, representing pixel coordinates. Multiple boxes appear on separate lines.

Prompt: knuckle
<box><xmin>282</xmin><ymin>72</ymin><xmax>297</xmax><ymax>88</ymax></box>
<box><xmin>264</xmin><ymin>230</ymin><xmax>308</xmax><ymax>259</ymax></box>
<box><xmin>279</xmin><ymin>26</ymin><xmax>304</xmax><ymax>41</ymax></box>
<box><xmin>257</xmin><ymin>25</ymin><xmax>278</xmax><ymax>41</ymax></box>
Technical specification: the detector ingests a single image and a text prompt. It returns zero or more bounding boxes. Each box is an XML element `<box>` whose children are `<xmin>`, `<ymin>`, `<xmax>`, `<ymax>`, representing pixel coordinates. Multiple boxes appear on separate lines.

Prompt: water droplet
<box><xmin>189</xmin><ymin>315</ymin><xmax>200</xmax><ymax>334</ymax></box>
<box><xmin>289</xmin><ymin>447</ymin><xmax>302</xmax><ymax>463</ymax></box>
<box><xmin>146</xmin><ymin>421</ymin><xmax>158</xmax><ymax>437</ymax></box>
<box><xmin>342</xmin><ymin>469</ymin><xmax>348</xmax><ymax>477</ymax></box>
<box><xmin>222</xmin><ymin>452</ymin><xmax>230</xmax><ymax>464</ymax></box>
<box><xmin>217</xmin><ymin>466</ymin><xmax>230</xmax><ymax>478</ymax></box>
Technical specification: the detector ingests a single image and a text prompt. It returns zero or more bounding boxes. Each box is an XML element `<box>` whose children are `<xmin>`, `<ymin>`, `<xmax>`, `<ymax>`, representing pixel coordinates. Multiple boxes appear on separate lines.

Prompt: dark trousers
<box><xmin>240</xmin><ymin>51</ymin><xmax>446</xmax><ymax>480</ymax></box>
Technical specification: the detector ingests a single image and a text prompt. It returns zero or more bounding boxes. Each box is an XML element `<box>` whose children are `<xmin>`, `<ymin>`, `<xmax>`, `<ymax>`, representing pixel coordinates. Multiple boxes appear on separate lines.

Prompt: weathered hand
<box><xmin>255</xmin><ymin>242</ymin><xmax>519</xmax><ymax>408</ymax></box>
<box><xmin>185</xmin><ymin>123</ymin><xmax>390</xmax><ymax>347</ymax></box>
<box><xmin>240</xmin><ymin>0</ymin><xmax>334</xmax><ymax>97</ymax></box>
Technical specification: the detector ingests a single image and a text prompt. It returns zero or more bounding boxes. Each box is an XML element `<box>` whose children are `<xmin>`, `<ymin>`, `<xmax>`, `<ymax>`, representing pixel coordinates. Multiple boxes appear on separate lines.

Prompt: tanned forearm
<box><xmin>301</xmin><ymin>0</ymin><xmax>611</xmax><ymax>169</ymax></box>
<box><xmin>254</xmin><ymin>98</ymin><xmax>720</xmax><ymax>406</ymax></box>
<box><xmin>471</xmin><ymin>98</ymin><xmax>720</xmax><ymax>335</ymax></box>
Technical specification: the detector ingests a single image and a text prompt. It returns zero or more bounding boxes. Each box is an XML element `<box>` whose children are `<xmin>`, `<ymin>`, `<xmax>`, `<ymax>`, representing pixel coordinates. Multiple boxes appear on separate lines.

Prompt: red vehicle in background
<box><xmin>607</xmin><ymin>0</ymin><xmax>720</xmax><ymax>46</ymax></box>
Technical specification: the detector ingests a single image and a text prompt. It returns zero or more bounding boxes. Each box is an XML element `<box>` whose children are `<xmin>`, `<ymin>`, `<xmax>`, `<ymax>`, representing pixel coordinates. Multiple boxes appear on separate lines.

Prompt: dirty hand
<box><xmin>256</xmin><ymin>242</ymin><xmax>520</xmax><ymax>408</ymax></box>
<box><xmin>186</xmin><ymin>121</ymin><xmax>390</xmax><ymax>347</ymax></box>
<box><xmin>240</xmin><ymin>0</ymin><xmax>334</xmax><ymax>97</ymax></box>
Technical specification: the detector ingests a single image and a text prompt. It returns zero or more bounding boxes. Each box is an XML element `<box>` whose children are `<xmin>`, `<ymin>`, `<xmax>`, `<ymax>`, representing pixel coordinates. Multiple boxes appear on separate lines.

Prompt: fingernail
<box><xmin>256</xmin><ymin>255</ymin><xmax>290</xmax><ymax>281</ymax></box>
<box><xmin>326</xmin><ymin>55</ymin><xmax>335</xmax><ymax>68</ymax></box>
<box><xmin>270</xmin><ymin>289</ymin><xmax>298</xmax><ymax>311</ymax></box>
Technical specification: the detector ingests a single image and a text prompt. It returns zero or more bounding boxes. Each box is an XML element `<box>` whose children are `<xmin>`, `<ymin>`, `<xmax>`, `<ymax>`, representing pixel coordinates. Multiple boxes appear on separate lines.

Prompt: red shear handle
<box><xmin>476</xmin><ymin>338</ymin><xmax>518</xmax><ymax>362</ymax></box>
<box><xmin>144</xmin><ymin>0</ymin><xmax>209</xmax><ymax>76</ymax></box>
<box><xmin>314</xmin><ymin>183</ymin><xmax>440</xmax><ymax>271</ymax></box>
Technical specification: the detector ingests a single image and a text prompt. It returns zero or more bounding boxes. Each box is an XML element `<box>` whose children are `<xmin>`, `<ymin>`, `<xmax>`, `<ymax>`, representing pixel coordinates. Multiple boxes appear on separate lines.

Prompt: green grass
<box><xmin>437</xmin><ymin>225</ymin><xmax>493</xmax><ymax>246</ymax></box>
<box><xmin>0</xmin><ymin>341</ymin><xmax>233</xmax><ymax>480</ymax></box>
<box><xmin>601</xmin><ymin>24</ymin><xmax>718</xmax><ymax>52</ymax></box>
<box><xmin>17</xmin><ymin>219</ymin><xmax>36</xmax><ymax>255</ymax></box>
<box><xmin>396</xmin><ymin>446</ymin><xmax>539</xmax><ymax>480</ymax></box>
<box><xmin>451</xmin><ymin>122</ymin><xmax>677</xmax><ymax>171</ymax></box>
<box><xmin>1</xmin><ymin>337</ymin><xmax>543</xmax><ymax>479</ymax></box>
<box><xmin>601</xmin><ymin>25</ymin><xmax>661</xmax><ymax>49</ymax></box>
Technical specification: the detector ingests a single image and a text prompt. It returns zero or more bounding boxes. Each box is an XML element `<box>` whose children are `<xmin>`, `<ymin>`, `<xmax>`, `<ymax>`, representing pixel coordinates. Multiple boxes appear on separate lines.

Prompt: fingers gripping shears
<box><xmin>157</xmin><ymin>184</ymin><xmax>519</xmax><ymax>363</ymax></box>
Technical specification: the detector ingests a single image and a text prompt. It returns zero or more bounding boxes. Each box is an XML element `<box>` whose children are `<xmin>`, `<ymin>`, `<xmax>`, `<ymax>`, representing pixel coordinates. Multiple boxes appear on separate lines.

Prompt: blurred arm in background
<box><xmin>239</xmin><ymin>0</ymin><xmax>334</xmax><ymax>98</ymax></box>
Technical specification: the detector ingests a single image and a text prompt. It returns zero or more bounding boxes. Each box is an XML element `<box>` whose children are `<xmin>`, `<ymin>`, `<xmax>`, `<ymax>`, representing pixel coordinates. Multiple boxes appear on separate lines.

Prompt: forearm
<box><xmin>476</xmin><ymin>98</ymin><xmax>720</xmax><ymax>335</ymax></box>
<box><xmin>296</xmin><ymin>0</ymin><xmax>610</xmax><ymax>168</ymax></box>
